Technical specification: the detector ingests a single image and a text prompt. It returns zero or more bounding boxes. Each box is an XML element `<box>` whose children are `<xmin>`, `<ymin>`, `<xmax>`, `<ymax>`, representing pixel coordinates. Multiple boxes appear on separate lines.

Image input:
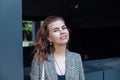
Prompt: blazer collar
<box><xmin>44</xmin><ymin>50</ymin><xmax>72</xmax><ymax>80</ymax></box>
<box><xmin>47</xmin><ymin>50</ymin><xmax>69</xmax><ymax>61</ymax></box>
<box><xmin>44</xmin><ymin>53</ymin><xmax>57</xmax><ymax>80</ymax></box>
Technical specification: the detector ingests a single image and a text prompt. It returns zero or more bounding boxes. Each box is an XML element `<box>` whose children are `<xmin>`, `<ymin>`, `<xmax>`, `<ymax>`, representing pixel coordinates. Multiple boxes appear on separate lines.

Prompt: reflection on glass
<box><xmin>22</xmin><ymin>21</ymin><xmax>34</xmax><ymax>47</ymax></box>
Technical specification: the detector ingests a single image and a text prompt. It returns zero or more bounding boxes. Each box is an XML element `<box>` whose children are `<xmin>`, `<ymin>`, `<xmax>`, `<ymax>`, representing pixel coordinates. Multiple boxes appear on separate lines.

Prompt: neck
<box><xmin>53</xmin><ymin>44</ymin><xmax>67</xmax><ymax>58</ymax></box>
<box><xmin>53</xmin><ymin>44</ymin><xmax>66</xmax><ymax>75</ymax></box>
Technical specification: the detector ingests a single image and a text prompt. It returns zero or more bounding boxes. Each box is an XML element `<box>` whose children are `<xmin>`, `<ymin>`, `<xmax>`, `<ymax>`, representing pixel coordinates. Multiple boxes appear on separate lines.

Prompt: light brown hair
<box><xmin>34</xmin><ymin>16</ymin><xmax>66</xmax><ymax>62</ymax></box>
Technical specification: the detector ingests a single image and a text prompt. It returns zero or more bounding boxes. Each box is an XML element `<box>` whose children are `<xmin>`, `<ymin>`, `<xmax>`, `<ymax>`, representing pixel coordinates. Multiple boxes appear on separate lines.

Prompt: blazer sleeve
<box><xmin>30</xmin><ymin>58</ymin><xmax>41</xmax><ymax>80</ymax></box>
<box><xmin>77</xmin><ymin>54</ymin><xmax>85</xmax><ymax>80</ymax></box>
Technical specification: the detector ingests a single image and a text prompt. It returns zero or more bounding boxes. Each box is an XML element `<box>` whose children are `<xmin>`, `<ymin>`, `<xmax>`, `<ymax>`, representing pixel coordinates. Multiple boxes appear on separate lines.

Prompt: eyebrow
<box><xmin>51</xmin><ymin>27</ymin><xmax>59</xmax><ymax>31</ymax></box>
<box><xmin>61</xmin><ymin>25</ymin><xmax>66</xmax><ymax>28</ymax></box>
<box><xmin>51</xmin><ymin>25</ymin><xmax>66</xmax><ymax>31</ymax></box>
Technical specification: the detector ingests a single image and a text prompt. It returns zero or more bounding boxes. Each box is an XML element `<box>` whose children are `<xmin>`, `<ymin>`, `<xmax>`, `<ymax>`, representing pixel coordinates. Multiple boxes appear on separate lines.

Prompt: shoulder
<box><xmin>67</xmin><ymin>51</ymin><xmax>82</xmax><ymax>59</ymax></box>
<box><xmin>31</xmin><ymin>56</ymin><xmax>43</xmax><ymax>67</ymax></box>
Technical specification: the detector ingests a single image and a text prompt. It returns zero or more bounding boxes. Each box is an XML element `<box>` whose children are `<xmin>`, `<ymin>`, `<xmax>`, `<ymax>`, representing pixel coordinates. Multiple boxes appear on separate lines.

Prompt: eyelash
<box><xmin>53</xmin><ymin>30</ymin><xmax>58</xmax><ymax>32</ymax></box>
<box><xmin>62</xmin><ymin>26</ymin><xmax>67</xmax><ymax>29</ymax></box>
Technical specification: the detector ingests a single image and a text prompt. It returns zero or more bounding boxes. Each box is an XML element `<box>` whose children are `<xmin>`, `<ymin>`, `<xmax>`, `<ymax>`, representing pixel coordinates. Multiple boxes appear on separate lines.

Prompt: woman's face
<box><xmin>48</xmin><ymin>20</ymin><xmax>69</xmax><ymax>46</ymax></box>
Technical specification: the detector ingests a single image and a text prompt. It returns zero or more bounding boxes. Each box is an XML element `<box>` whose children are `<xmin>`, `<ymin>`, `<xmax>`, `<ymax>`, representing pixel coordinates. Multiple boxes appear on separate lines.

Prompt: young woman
<box><xmin>30</xmin><ymin>16</ymin><xmax>85</xmax><ymax>80</ymax></box>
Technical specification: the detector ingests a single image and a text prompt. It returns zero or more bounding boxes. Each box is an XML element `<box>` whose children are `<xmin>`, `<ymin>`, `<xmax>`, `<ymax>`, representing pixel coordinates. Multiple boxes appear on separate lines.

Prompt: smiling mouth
<box><xmin>60</xmin><ymin>36</ymin><xmax>67</xmax><ymax>40</ymax></box>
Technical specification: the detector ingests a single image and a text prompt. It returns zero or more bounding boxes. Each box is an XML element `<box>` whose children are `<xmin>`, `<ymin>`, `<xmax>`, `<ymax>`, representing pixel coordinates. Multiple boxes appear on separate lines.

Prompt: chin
<box><xmin>59</xmin><ymin>41</ymin><xmax>68</xmax><ymax>45</ymax></box>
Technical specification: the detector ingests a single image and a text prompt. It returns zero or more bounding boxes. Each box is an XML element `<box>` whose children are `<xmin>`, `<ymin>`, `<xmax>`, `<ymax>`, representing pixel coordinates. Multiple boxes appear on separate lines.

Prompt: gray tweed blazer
<box><xmin>30</xmin><ymin>51</ymin><xmax>85</xmax><ymax>80</ymax></box>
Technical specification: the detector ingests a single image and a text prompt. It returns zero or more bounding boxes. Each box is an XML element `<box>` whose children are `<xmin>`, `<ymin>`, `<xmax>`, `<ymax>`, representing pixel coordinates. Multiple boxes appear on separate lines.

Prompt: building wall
<box><xmin>0</xmin><ymin>0</ymin><xmax>23</xmax><ymax>80</ymax></box>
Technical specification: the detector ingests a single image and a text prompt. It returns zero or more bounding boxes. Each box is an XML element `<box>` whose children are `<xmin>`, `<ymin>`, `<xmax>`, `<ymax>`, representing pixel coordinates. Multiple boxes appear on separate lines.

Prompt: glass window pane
<box><xmin>22</xmin><ymin>21</ymin><xmax>34</xmax><ymax>47</ymax></box>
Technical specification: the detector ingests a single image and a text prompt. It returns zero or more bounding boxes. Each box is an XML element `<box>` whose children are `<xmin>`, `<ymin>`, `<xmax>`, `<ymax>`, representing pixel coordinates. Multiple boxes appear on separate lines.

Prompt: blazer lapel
<box><xmin>44</xmin><ymin>51</ymin><xmax>75</xmax><ymax>80</ymax></box>
<box><xmin>65</xmin><ymin>51</ymin><xmax>75</xmax><ymax>80</ymax></box>
<box><xmin>44</xmin><ymin>54</ymin><xmax>58</xmax><ymax>80</ymax></box>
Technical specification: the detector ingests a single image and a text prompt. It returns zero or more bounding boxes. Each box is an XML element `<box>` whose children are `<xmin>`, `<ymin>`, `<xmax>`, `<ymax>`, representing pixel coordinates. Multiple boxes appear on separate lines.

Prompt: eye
<box><xmin>62</xmin><ymin>25</ymin><xmax>67</xmax><ymax>30</ymax></box>
<box><xmin>53</xmin><ymin>29</ymin><xmax>59</xmax><ymax>32</ymax></box>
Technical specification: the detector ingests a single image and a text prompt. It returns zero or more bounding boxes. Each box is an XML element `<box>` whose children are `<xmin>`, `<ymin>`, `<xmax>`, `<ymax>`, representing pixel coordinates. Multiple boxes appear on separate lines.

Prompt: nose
<box><xmin>60</xmin><ymin>29</ymin><xmax>64</xmax><ymax>34</ymax></box>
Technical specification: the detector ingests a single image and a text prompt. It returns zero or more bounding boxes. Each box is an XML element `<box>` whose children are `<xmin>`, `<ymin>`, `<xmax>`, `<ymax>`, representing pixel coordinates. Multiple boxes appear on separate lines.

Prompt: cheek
<box><xmin>66</xmin><ymin>30</ymin><xmax>69</xmax><ymax>35</ymax></box>
<box><xmin>49</xmin><ymin>33</ymin><xmax>59</xmax><ymax>41</ymax></box>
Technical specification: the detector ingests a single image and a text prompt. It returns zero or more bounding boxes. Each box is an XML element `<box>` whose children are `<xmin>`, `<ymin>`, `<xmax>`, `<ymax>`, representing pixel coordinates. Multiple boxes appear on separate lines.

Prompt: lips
<box><xmin>60</xmin><ymin>35</ymin><xmax>67</xmax><ymax>40</ymax></box>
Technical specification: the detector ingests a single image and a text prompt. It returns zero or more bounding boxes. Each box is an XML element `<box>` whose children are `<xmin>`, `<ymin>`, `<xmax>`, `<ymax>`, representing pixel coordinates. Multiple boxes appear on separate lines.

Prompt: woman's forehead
<box><xmin>48</xmin><ymin>20</ymin><xmax>65</xmax><ymax>28</ymax></box>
